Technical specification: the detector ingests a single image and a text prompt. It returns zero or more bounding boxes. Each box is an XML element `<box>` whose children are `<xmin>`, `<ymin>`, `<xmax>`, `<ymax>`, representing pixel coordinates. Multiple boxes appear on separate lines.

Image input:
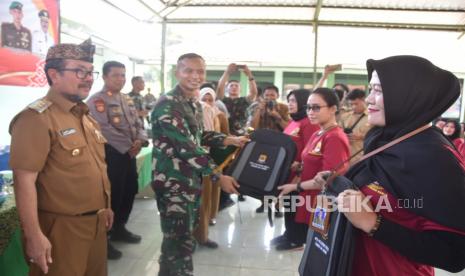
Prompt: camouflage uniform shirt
<box><xmin>128</xmin><ymin>91</ymin><xmax>145</xmax><ymax>112</ymax></box>
<box><xmin>221</xmin><ymin>97</ymin><xmax>252</xmax><ymax>135</ymax></box>
<box><xmin>151</xmin><ymin>85</ymin><xmax>226</xmax><ymax>195</ymax></box>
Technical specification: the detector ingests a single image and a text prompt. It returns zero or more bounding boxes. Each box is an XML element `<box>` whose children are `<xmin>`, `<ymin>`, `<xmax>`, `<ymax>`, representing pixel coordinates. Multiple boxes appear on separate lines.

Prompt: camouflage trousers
<box><xmin>155</xmin><ymin>191</ymin><xmax>201</xmax><ymax>276</ymax></box>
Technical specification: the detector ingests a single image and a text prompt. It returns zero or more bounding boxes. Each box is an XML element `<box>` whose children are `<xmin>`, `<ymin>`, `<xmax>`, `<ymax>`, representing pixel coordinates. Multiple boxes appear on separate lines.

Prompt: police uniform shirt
<box><xmin>9</xmin><ymin>89</ymin><xmax>111</xmax><ymax>215</ymax></box>
<box><xmin>1</xmin><ymin>22</ymin><xmax>32</xmax><ymax>51</ymax></box>
<box><xmin>87</xmin><ymin>91</ymin><xmax>148</xmax><ymax>154</ymax></box>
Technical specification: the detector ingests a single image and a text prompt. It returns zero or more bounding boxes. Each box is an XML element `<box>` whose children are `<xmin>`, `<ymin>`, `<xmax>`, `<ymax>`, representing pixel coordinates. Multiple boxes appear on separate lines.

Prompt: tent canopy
<box><xmin>60</xmin><ymin>0</ymin><xmax>465</xmax><ymax>73</ymax></box>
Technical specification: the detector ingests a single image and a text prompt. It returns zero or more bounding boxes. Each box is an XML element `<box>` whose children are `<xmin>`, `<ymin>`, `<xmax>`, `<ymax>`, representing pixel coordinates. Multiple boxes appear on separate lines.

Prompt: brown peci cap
<box><xmin>46</xmin><ymin>38</ymin><xmax>95</xmax><ymax>63</ymax></box>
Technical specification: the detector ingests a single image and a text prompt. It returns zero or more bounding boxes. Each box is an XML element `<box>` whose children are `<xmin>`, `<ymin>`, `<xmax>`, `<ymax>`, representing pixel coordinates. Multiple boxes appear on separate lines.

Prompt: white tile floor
<box><xmin>109</xmin><ymin>195</ymin><xmax>465</xmax><ymax>276</ymax></box>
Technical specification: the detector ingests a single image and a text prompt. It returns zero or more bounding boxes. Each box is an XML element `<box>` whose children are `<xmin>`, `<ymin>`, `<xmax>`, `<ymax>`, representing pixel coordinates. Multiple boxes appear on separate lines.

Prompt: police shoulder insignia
<box><xmin>28</xmin><ymin>98</ymin><xmax>52</xmax><ymax>113</ymax></box>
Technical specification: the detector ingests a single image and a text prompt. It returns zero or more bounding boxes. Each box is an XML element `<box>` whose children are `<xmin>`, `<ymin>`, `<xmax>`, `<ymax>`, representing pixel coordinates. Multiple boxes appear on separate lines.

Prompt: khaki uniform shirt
<box><xmin>9</xmin><ymin>89</ymin><xmax>111</xmax><ymax>215</ymax></box>
<box><xmin>339</xmin><ymin>111</ymin><xmax>371</xmax><ymax>164</ymax></box>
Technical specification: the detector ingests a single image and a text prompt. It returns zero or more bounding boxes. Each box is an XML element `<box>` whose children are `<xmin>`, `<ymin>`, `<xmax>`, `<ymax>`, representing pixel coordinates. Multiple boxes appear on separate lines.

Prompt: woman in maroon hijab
<box><xmin>282</xmin><ymin>56</ymin><xmax>465</xmax><ymax>275</ymax></box>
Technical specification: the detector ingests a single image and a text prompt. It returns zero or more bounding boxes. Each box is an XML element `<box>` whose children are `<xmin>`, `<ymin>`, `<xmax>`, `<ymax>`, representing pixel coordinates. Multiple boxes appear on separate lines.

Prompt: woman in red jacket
<box><xmin>279</xmin><ymin>88</ymin><xmax>350</xmax><ymax>246</ymax></box>
<box><xmin>271</xmin><ymin>89</ymin><xmax>319</xmax><ymax>251</ymax></box>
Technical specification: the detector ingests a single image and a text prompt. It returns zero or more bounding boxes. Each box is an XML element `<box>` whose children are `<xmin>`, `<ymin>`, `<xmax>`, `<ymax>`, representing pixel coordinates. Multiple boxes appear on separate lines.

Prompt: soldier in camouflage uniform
<box><xmin>216</xmin><ymin>63</ymin><xmax>258</xmax><ymax>135</ymax></box>
<box><xmin>151</xmin><ymin>53</ymin><xmax>247</xmax><ymax>276</ymax></box>
<box><xmin>127</xmin><ymin>76</ymin><xmax>148</xmax><ymax>124</ymax></box>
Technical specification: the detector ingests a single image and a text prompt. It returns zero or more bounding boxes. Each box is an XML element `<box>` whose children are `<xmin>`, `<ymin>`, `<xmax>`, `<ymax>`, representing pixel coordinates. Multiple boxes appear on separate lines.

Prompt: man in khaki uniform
<box><xmin>339</xmin><ymin>89</ymin><xmax>371</xmax><ymax>164</ymax></box>
<box><xmin>9</xmin><ymin>39</ymin><xmax>113</xmax><ymax>275</ymax></box>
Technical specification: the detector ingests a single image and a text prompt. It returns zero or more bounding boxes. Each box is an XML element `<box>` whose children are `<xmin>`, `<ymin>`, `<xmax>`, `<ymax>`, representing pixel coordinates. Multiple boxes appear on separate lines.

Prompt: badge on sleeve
<box><xmin>94</xmin><ymin>99</ymin><xmax>105</xmax><ymax>113</ymax></box>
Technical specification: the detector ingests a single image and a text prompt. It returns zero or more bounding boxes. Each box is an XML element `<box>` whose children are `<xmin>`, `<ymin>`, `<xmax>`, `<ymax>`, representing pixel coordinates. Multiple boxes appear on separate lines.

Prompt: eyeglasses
<box><xmin>306</xmin><ymin>105</ymin><xmax>328</xmax><ymax>112</ymax></box>
<box><xmin>60</xmin><ymin>68</ymin><xmax>99</xmax><ymax>80</ymax></box>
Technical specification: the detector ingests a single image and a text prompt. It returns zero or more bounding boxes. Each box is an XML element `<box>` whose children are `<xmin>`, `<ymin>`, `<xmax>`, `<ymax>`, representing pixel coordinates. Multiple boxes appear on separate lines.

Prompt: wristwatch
<box><xmin>211</xmin><ymin>172</ymin><xmax>222</xmax><ymax>183</ymax></box>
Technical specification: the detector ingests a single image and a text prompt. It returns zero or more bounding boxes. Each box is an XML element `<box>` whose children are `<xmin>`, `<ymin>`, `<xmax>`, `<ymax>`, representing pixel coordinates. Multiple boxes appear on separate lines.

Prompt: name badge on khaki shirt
<box><xmin>59</xmin><ymin>128</ymin><xmax>77</xmax><ymax>137</ymax></box>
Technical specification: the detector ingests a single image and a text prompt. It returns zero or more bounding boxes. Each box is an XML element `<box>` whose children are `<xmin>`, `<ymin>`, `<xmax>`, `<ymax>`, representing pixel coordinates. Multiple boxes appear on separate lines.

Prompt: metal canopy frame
<box><xmin>93</xmin><ymin>0</ymin><xmax>465</xmax><ymax>92</ymax></box>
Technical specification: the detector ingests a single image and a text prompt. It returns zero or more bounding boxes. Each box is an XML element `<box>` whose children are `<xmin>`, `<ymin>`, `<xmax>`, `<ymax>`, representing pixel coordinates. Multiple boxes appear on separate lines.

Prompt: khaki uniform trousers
<box><xmin>28</xmin><ymin>210</ymin><xmax>107</xmax><ymax>276</ymax></box>
<box><xmin>194</xmin><ymin>176</ymin><xmax>221</xmax><ymax>243</ymax></box>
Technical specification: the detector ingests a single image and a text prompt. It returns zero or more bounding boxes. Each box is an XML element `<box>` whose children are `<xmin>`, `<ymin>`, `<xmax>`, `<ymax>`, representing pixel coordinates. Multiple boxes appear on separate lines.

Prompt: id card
<box><xmin>309</xmin><ymin>195</ymin><xmax>332</xmax><ymax>237</ymax></box>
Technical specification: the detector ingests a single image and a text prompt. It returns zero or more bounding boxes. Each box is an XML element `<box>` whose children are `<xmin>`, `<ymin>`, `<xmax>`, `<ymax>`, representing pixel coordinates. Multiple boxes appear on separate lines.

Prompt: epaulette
<box><xmin>28</xmin><ymin>98</ymin><xmax>53</xmax><ymax>113</ymax></box>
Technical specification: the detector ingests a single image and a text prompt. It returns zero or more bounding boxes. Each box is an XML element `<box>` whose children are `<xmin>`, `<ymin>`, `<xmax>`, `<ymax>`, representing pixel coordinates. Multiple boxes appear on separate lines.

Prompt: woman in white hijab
<box><xmin>193</xmin><ymin>87</ymin><xmax>225</xmax><ymax>248</ymax></box>
<box><xmin>200</xmin><ymin>87</ymin><xmax>221</xmax><ymax>132</ymax></box>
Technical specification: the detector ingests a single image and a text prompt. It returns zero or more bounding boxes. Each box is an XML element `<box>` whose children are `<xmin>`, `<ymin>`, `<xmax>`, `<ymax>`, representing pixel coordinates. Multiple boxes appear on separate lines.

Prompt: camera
<box><xmin>266</xmin><ymin>101</ymin><xmax>275</xmax><ymax>110</ymax></box>
<box><xmin>343</xmin><ymin>128</ymin><xmax>352</xmax><ymax>134</ymax></box>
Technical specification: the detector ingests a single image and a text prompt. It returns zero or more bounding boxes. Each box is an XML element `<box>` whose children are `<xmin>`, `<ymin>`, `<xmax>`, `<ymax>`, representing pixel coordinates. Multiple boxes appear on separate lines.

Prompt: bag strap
<box><xmin>354</xmin><ymin>124</ymin><xmax>430</xmax><ymax>166</ymax></box>
<box><xmin>347</xmin><ymin>113</ymin><xmax>365</xmax><ymax>132</ymax></box>
<box><xmin>330</xmin><ymin>124</ymin><xmax>430</xmax><ymax>177</ymax></box>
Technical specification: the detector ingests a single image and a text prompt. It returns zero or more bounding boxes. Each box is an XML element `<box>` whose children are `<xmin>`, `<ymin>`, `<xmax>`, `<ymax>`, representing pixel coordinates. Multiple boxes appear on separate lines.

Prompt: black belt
<box><xmin>78</xmin><ymin>210</ymin><xmax>99</xmax><ymax>216</ymax></box>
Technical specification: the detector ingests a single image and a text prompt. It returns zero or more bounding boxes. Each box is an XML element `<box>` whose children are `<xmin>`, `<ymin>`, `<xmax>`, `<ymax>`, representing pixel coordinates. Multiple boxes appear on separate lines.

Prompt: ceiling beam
<box><xmin>313</xmin><ymin>0</ymin><xmax>323</xmax><ymax>30</ymax></box>
<box><xmin>164</xmin><ymin>18</ymin><xmax>465</xmax><ymax>32</ymax></box>
<box><xmin>137</xmin><ymin>0</ymin><xmax>163</xmax><ymax>19</ymax></box>
<box><xmin>100</xmin><ymin>0</ymin><xmax>141</xmax><ymax>22</ymax></box>
<box><xmin>169</xmin><ymin>3</ymin><xmax>465</xmax><ymax>13</ymax></box>
<box><xmin>163</xmin><ymin>0</ymin><xmax>194</xmax><ymax>18</ymax></box>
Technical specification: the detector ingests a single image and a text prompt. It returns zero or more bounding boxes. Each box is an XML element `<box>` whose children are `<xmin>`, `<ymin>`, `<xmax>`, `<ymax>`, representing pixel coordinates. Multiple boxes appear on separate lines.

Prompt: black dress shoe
<box><xmin>255</xmin><ymin>203</ymin><xmax>264</xmax><ymax>213</ymax></box>
<box><xmin>200</xmin><ymin>239</ymin><xmax>219</xmax><ymax>249</ymax></box>
<box><xmin>275</xmin><ymin>241</ymin><xmax>304</xmax><ymax>251</ymax></box>
<box><xmin>111</xmin><ymin>226</ymin><xmax>142</xmax><ymax>244</ymax></box>
<box><xmin>107</xmin><ymin>242</ymin><xmax>122</xmax><ymax>260</ymax></box>
<box><xmin>219</xmin><ymin>199</ymin><xmax>235</xmax><ymax>211</ymax></box>
<box><xmin>270</xmin><ymin>234</ymin><xmax>287</xmax><ymax>245</ymax></box>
